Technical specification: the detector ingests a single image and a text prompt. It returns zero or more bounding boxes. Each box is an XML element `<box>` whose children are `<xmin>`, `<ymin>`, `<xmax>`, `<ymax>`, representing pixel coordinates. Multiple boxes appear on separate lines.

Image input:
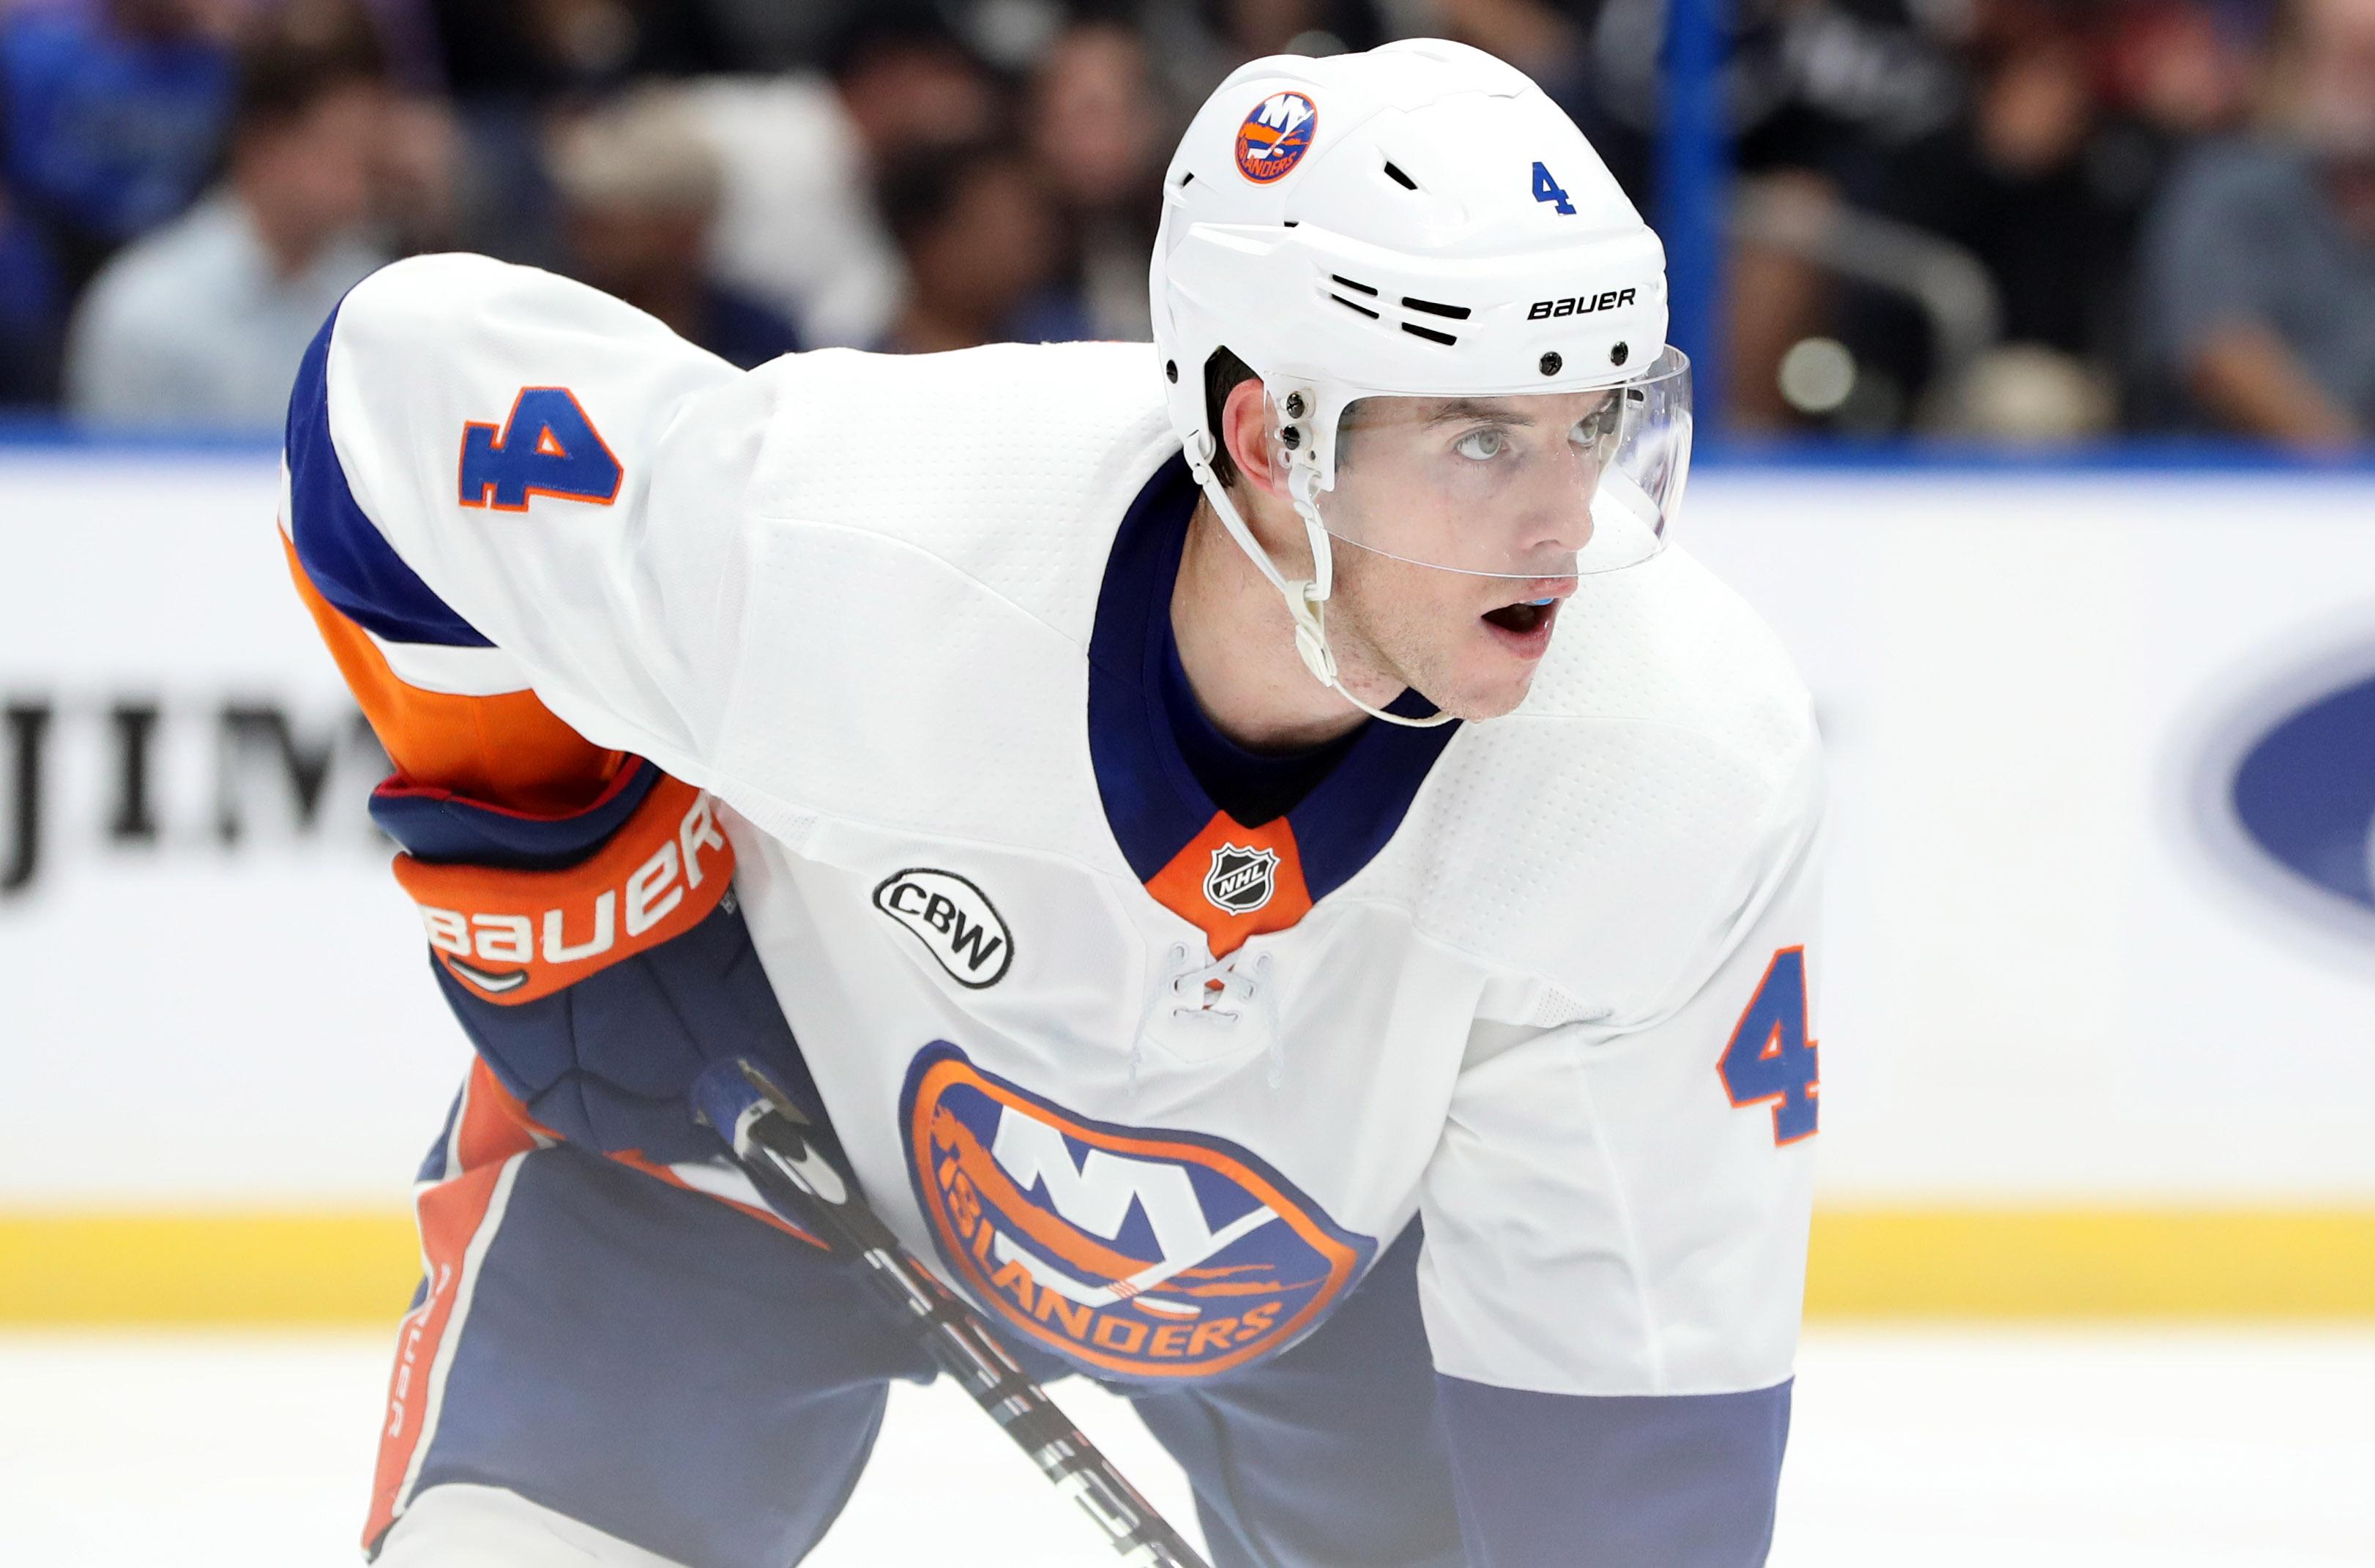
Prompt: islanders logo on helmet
<box><xmin>1234</xmin><ymin>91</ymin><xmax>1317</xmax><ymax>184</ymax></box>
<box><xmin>901</xmin><ymin>1043</ymin><xmax>1373</xmax><ymax>1379</ymax></box>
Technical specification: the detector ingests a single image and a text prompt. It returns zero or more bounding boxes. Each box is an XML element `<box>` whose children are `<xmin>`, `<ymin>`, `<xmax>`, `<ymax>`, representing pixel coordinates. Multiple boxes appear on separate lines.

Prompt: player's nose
<box><xmin>1515</xmin><ymin>443</ymin><xmax>1598</xmax><ymax>555</ymax></box>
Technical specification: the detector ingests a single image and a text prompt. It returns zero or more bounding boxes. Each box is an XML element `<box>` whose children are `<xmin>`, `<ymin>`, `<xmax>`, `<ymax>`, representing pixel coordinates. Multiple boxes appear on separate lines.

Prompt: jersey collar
<box><xmin>1086</xmin><ymin>455</ymin><xmax>1459</xmax><ymax>955</ymax></box>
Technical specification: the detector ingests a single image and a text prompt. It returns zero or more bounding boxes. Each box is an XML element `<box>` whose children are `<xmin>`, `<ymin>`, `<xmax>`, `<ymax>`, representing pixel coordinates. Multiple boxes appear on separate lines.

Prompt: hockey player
<box><xmin>283</xmin><ymin>40</ymin><xmax>1822</xmax><ymax>1568</ymax></box>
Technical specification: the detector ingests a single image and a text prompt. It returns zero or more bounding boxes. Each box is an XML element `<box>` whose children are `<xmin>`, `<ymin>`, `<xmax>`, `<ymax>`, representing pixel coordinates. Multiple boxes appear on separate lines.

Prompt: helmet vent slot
<box><xmin>1330</xmin><ymin>274</ymin><xmax>1378</xmax><ymax>296</ymax></box>
<box><xmin>1401</xmin><ymin>321</ymin><xmax>1457</xmax><ymax>346</ymax></box>
<box><xmin>1401</xmin><ymin>296</ymin><xmax>1470</xmax><ymax>321</ymax></box>
<box><xmin>1382</xmin><ymin>161</ymin><xmax>1419</xmax><ymax>191</ymax></box>
<box><xmin>1331</xmin><ymin>294</ymin><xmax>1382</xmax><ymax>320</ymax></box>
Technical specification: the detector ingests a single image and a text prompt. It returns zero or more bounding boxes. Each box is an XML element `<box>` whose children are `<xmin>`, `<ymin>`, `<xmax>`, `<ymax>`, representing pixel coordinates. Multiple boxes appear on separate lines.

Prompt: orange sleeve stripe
<box><xmin>280</xmin><ymin>531</ymin><xmax>622</xmax><ymax>815</ymax></box>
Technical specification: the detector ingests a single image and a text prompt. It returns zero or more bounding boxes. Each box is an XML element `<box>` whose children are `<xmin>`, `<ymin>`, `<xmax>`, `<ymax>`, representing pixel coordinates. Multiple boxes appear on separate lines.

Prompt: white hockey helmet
<box><xmin>1149</xmin><ymin>39</ymin><xmax>1691</xmax><ymax>724</ymax></box>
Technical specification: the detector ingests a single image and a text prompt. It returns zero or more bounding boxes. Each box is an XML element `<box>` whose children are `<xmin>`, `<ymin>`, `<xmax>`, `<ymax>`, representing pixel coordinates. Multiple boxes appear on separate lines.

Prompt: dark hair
<box><xmin>824</xmin><ymin>3</ymin><xmax>981</xmax><ymax>83</ymax></box>
<box><xmin>876</xmin><ymin>138</ymin><xmax>1032</xmax><ymax>251</ymax></box>
<box><xmin>230</xmin><ymin>10</ymin><xmax>387</xmax><ymax>139</ymax></box>
<box><xmin>1202</xmin><ymin>346</ymin><xmax>1258</xmax><ymax>488</ymax></box>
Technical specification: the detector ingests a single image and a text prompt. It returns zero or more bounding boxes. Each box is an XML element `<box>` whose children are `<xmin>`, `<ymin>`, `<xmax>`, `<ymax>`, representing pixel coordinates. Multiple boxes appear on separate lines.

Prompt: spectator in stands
<box><xmin>0</xmin><ymin>0</ymin><xmax>240</xmax><ymax>293</ymax></box>
<box><xmin>1140</xmin><ymin>0</ymin><xmax>1388</xmax><ymax>108</ymax></box>
<box><xmin>1015</xmin><ymin>18</ymin><xmax>1168</xmax><ymax>343</ymax></box>
<box><xmin>0</xmin><ymin>174</ymin><xmax>67</xmax><ymax>406</ymax></box>
<box><xmin>685</xmin><ymin>5</ymin><xmax>999</xmax><ymax>348</ymax></box>
<box><xmin>370</xmin><ymin>85</ymin><xmax>466</xmax><ymax>259</ymax></box>
<box><xmin>63</xmin><ymin>14</ymin><xmax>390</xmax><ymax>430</ymax></box>
<box><xmin>2136</xmin><ymin>0</ymin><xmax>2375</xmax><ymax>447</ymax></box>
<box><xmin>1836</xmin><ymin>0</ymin><xmax>2143</xmax><ymax>433</ymax></box>
<box><xmin>547</xmin><ymin>88</ymin><xmax>799</xmax><ymax>370</ymax></box>
<box><xmin>428</xmin><ymin>0</ymin><xmax>734</xmax><ymax>97</ymax></box>
<box><xmin>875</xmin><ymin>139</ymin><xmax>1060</xmax><ymax>355</ymax></box>
<box><xmin>406</xmin><ymin>0</ymin><xmax>737</xmax><ymax>274</ymax></box>
<box><xmin>1543</xmin><ymin>0</ymin><xmax>1972</xmax><ymax>430</ymax></box>
<box><xmin>1693</xmin><ymin>0</ymin><xmax>2255</xmax><ymax>437</ymax></box>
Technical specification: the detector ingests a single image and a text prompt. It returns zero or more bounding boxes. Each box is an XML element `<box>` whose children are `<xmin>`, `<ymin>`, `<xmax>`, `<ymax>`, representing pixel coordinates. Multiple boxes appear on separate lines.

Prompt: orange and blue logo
<box><xmin>1234</xmin><ymin>91</ymin><xmax>1317</xmax><ymax>184</ymax></box>
<box><xmin>901</xmin><ymin>1043</ymin><xmax>1372</xmax><ymax>1379</ymax></box>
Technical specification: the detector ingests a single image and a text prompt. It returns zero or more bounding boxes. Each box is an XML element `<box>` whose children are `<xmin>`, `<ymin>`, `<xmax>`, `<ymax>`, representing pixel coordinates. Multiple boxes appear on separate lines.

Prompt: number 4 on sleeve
<box><xmin>458</xmin><ymin>387</ymin><xmax>624</xmax><ymax>512</ymax></box>
<box><xmin>1718</xmin><ymin>947</ymin><xmax>1819</xmax><ymax>1145</ymax></box>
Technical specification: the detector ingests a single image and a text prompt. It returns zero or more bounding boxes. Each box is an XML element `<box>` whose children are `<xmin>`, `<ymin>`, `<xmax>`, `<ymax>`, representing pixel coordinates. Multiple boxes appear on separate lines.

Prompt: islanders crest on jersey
<box><xmin>900</xmin><ymin>1044</ymin><xmax>1373</xmax><ymax>1379</ymax></box>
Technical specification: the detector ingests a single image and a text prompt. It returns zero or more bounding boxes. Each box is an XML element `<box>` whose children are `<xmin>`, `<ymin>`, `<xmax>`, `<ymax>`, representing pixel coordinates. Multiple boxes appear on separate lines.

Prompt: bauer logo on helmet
<box><xmin>1234</xmin><ymin>92</ymin><xmax>1317</xmax><ymax>183</ymax></box>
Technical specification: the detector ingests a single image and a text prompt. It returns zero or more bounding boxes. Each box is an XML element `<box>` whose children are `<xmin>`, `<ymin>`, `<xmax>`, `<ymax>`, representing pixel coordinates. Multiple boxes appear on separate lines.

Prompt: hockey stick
<box><xmin>690</xmin><ymin>1058</ymin><xmax>1212</xmax><ymax>1568</ymax></box>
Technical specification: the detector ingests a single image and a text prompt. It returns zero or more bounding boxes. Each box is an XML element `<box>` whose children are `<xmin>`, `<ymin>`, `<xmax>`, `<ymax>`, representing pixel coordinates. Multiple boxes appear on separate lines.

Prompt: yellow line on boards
<box><xmin>1805</xmin><ymin>1209</ymin><xmax>2375</xmax><ymax>1318</ymax></box>
<box><xmin>1</xmin><ymin>1209</ymin><xmax>2371</xmax><ymax>1326</ymax></box>
<box><xmin>0</xmin><ymin>1212</ymin><xmax>422</xmax><ymax>1326</ymax></box>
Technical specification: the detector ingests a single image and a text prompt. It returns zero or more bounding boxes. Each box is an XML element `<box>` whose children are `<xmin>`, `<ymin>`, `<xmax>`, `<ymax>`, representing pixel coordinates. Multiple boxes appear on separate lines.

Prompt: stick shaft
<box><xmin>693</xmin><ymin>1059</ymin><xmax>1209</xmax><ymax>1568</ymax></box>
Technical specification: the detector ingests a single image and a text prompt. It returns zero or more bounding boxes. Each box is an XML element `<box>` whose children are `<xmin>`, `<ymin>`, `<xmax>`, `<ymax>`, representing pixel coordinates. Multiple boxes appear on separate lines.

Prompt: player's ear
<box><xmin>1218</xmin><ymin>378</ymin><xmax>1288</xmax><ymax>500</ymax></box>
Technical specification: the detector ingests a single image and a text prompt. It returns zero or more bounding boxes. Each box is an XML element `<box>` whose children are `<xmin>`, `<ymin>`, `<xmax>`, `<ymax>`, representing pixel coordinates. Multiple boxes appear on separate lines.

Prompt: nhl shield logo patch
<box><xmin>901</xmin><ymin>1044</ymin><xmax>1373</xmax><ymax>1379</ymax></box>
<box><xmin>1203</xmin><ymin>843</ymin><xmax>1279</xmax><ymax>914</ymax></box>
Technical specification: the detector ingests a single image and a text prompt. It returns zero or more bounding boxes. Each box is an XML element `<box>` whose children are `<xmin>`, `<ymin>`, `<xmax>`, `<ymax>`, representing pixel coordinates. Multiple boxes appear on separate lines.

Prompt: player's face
<box><xmin>1319</xmin><ymin>392</ymin><xmax>1617</xmax><ymax>719</ymax></box>
<box><xmin>1324</xmin><ymin>541</ymin><xmax>1572</xmax><ymax>720</ymax></box>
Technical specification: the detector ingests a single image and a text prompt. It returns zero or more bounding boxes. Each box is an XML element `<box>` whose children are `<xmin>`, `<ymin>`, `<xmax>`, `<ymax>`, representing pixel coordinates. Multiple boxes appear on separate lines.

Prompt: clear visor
<box><xmin>1287</xmin><ymin>347</ymin><xmax>1692</xmax><ymax>581</ymax></box>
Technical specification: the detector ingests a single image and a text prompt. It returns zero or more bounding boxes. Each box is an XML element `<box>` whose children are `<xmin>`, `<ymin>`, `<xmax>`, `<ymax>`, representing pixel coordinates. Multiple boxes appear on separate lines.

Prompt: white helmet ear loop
<box><xmin>1280</xmin><ymin>458</ymin><xmax>1338</xmax><ymax>686</ymax></box>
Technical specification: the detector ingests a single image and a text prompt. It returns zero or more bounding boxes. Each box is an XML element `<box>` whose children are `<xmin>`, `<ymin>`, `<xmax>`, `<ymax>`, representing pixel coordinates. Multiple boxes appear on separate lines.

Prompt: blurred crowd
<box><xmin>0</xmin><ymin>0</ymin><xmax>2368</xmax><ymax>447</ymax></box>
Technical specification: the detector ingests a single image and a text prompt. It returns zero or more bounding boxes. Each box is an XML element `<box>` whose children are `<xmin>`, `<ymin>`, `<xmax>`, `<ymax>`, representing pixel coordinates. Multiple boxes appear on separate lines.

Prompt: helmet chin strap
<box><xmin>1185</xmin><ymin>433</ymin><xmax>1455</xmax><ymax>731</ymax></box>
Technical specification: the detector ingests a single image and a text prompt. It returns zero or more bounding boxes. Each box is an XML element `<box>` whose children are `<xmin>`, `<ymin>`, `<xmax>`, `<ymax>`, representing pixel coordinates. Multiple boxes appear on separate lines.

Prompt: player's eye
<box><xmin>1454</xmin><ymin>428</ymin><xmax>1507</xmax><ymax>460</ymax></box>
<box><xmin>1572</xmin><ymin>403</ymin><xmax>1621</xmax><ymax>450</ymax></box>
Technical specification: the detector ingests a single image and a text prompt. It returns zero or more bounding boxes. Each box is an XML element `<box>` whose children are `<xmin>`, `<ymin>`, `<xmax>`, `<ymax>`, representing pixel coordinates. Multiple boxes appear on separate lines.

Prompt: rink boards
<box><xmin>1</xmin><ymin>440</ymin><xmax>2371</xmax><ymax>1319</ymax></box>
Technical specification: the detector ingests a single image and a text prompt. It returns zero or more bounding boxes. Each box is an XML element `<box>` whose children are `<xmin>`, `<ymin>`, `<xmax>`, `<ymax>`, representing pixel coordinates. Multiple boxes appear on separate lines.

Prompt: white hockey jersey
<box><xmin>286</xmin><ymin>254</ymin><xmax>1822</xmax><ymax>1402</ymax></box>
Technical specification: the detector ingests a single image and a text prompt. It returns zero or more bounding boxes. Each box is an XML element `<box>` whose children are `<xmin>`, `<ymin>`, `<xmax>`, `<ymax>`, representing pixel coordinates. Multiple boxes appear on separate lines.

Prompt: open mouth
<box><xmin>1480</xmin><ymin>579</ymin><xmax>1575</xmax><ymax>656</ymax></box>
<box><xmin>1482</xmin><ymin>599</ymin><xmax>1555</xmax><ymax>635</ymax></box>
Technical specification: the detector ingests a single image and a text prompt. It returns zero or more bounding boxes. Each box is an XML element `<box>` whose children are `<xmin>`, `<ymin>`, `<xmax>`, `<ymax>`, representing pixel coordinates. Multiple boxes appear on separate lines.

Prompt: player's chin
<box><xmin>1427</xmin><ymin>610</ymin><xmax>1559</xmax><ymax>720</ymax></box>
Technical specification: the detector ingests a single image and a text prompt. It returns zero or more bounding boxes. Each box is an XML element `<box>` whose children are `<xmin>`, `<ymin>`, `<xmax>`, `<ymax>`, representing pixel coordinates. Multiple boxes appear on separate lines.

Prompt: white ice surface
<box><xmin>0</xmin><ymin>1328</ymin><xmax>2369</xmax><ymax>1566</ymax></box>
